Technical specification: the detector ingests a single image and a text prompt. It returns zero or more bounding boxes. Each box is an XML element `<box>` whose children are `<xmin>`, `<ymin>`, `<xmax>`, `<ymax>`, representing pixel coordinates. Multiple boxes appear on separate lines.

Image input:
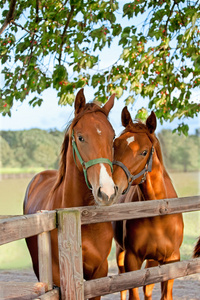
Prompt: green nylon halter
<box><xmin>71</xmin><ymin>130</ymin><xmax>113</xmax><ymax>190</ymax></box>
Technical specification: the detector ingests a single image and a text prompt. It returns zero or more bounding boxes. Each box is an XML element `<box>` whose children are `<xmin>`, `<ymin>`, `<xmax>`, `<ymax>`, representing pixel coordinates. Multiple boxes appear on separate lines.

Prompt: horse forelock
<box><xmin>51</xmin><ymin>103</ymin><xmax>111</xmax><ymax>195</ymax></box>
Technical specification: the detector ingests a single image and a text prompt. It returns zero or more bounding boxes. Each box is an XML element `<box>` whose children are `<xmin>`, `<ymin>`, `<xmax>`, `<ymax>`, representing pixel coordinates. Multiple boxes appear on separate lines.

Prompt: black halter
<box><xmin>113</xmin><ymin>146</ymin><xmax>154</xmax><ymax>195</ymax></box>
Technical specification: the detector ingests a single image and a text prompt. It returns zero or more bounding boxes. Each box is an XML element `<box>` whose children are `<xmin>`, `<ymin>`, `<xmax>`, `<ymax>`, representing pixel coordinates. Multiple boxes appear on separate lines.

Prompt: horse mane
<box><xmin>51</xmin><ymin>102</ymin><xmax>109</xmax><ymax>194</ymax></box>
<box><xmin>51</xmin><ymin>127</ymin><xmax>70</xmax><ymax>193</ymax></box>
<box><xmin>123</xmin><ymin>120</ymin><xmax>164</xmax><ymax>166</ymax></box>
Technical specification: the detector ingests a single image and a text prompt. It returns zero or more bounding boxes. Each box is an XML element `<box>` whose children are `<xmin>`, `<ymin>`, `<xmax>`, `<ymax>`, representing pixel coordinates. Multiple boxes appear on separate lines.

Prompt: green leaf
<box><xmin>135</xmin><ymin>108</ymin><xmax>148</xmax><ymax>122</ymax></box>
<box><xmin>53</xmin><ymin>65</ymin><xmax>68</xmax><ymax>89</ymax></box>
<box><xmin>59</xmin><ymin>93</ymin><xmax>75</xmax><ymax>106</ymax></box>
<box><xmin>125</xmin><ymin>96</ymin><xmax>135</xmax><ymax>105</ymax></box>
<box><xmin>112</xmin><ymin>24</ymin><xmax>122</xmax><ymax>36</ymax></box>
<box><xmin>29</xmin><ymin>97</ymin><xmax>43</xmax><ymax>107</ymax></box>
<box><xmin>110</xmin><ymin>86</ymin><xmax>123</xmax><ymax>98</ymax></box>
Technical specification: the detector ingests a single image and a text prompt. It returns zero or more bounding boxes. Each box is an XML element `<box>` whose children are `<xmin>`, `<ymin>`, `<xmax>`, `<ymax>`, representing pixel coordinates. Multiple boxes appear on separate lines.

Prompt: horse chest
<box><xmin>126</xmin><ymin>216</ymin><xmax>180</xmax><ymax>259</ymax></box>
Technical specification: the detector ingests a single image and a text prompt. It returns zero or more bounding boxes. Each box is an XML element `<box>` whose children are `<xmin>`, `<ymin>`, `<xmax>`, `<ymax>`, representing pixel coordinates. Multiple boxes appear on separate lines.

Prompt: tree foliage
<box><xmin>0</xmin><ymin>0</ymin><xmax>200</xmax><ymax>134</ymax></box>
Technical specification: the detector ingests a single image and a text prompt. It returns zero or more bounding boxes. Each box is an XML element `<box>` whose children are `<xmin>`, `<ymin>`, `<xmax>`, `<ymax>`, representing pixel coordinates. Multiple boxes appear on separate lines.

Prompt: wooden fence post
<box><xmin>38</xmin><ymin>231</ymin><xmax>53</xmax><ymax>291</ymax></box>
<box><xmin>57</xmin><ymin>209</ymin><xmax>84</xmax><ymax>300</ymax></box>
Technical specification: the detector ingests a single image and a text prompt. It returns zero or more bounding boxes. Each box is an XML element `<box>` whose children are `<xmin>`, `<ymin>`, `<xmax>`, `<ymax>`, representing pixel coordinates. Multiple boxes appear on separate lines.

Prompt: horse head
<box><xmin>69</xmin><ymin>88</ymin><xmax>118</xmax><ymax>206</ymax></box>
<box><xmin>113</xmin><ymin>106</ymin><xmax>157</xmax><ymax>196</ymax></box>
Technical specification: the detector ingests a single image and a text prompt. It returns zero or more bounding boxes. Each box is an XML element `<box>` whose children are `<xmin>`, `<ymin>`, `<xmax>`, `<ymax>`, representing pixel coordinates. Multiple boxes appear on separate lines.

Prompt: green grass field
<box><xmin>1</xmin><ymin>167</ymin><xmax>44</xmax><ymax>174</ymax></box>
<box><xmin>0</xmin><ymin>171</ymin><xmax>199</xmax><ymax>269</ymax></box>
<box><xmin>0</xmin><ymin>177</ymin><xmax>33</xmax><ymax>269</ymax></box>
<box><xmin>170</xmin><ymin>171</ymin><xmax>200</xmax><ymax>261</ymax></box>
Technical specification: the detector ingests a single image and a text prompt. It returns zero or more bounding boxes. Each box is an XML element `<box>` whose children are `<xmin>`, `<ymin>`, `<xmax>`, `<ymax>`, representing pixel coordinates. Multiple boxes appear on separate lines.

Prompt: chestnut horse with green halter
<box><xmin>113</xmin><ymin>107</ymin><xmax>184</xmax><ymax>300</ymax></box>
<box><xmin>24</xmin><ymin>89</ymin><xmax>118</xmax><ymax>300</ymax></box>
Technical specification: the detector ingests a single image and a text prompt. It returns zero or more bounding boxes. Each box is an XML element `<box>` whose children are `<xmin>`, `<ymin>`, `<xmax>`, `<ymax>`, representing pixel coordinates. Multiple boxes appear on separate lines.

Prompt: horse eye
<box><xmin>78</xmin><ymin>135</ymin><xmax>84</xmax><ymax>142</ymax></box>
<box><xmin>141</xmin><ymin>150</ymin><xmax>148</xmax><ymax>156</ymax></box>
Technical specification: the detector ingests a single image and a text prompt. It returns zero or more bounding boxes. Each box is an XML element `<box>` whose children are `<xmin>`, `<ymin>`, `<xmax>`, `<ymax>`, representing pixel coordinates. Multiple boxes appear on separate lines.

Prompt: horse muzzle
<box><xmin>96</xmin><ymin>185</ymin><xmax>118</xmax><ymax>206</ymax></box>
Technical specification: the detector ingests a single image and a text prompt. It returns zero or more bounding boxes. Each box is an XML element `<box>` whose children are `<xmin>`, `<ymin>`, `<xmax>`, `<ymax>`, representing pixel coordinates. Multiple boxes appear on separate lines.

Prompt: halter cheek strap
<box><xmin>113</xmin><ymin>146</ymin><xmax>154</xmax><ymax>195</ymax></box>
<box><xmin>71</xmin><ymin>130</ymin><xmax>113</xmax><ymax>190</ymax></box>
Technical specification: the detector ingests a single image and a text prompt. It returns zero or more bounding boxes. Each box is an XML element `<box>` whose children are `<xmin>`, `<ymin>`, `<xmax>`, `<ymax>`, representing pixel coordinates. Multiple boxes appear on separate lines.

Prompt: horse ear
<box><xmin>121</xmin><ymin>106</ymin><xmax>132</xmax><ymax>128</ymax></box>
<box><xmin>146</xmin><ymin>111</ymin><xmax>157</xmax><ymax>133</ymax></box>
<box><xmin>74</xmin><ymin>88</ymin><xmax>86</xmax><ymax>115</ymax></box>
<box><xmin>102</xmin><ymin>94</ymin><xmax>115</xmax><ymax>116</ymax></box>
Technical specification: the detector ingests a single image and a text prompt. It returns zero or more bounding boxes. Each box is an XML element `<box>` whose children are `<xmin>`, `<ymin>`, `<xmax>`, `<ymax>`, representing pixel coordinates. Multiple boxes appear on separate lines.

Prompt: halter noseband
<box><xmin>113</xmin><ymin>146</ymin><xmax>154</xmax><ymax>195</ymax></box>
<box><xmin>71</xmin><ymin>130</ymin><xmax>113</xmax><ymax>190</ymax></box>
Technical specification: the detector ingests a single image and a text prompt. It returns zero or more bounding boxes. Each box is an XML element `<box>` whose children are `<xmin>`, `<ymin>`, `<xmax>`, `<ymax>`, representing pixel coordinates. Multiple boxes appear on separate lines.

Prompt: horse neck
<box><xmin>61</xmin><ymin>145</ymin><xmax>94</xmax><ymax>208</ymax></box>
<box><xmin>139</xmin><ymin>151</ymin><xmax>177</xmax><ymax>201</ymax></box>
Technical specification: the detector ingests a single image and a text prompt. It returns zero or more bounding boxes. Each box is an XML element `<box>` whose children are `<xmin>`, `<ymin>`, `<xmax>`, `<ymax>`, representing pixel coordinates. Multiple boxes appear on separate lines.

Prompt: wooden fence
<box><xmin>0</xmin><ymin>212</ymin><xmax>59</xmax><ymax>300</ymax></box>
<box><xmin>0</xmin><ymin>195</ymin><xmax>200</xmax><ymax>299</ymax></box>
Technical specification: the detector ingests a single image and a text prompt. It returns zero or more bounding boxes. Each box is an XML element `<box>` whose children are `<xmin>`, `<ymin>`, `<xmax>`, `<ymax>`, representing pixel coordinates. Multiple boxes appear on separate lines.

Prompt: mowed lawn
<box><xmin>0</xmin><ymin>172</ymin><xmax>199</xmax><ymax>269</ymax></box>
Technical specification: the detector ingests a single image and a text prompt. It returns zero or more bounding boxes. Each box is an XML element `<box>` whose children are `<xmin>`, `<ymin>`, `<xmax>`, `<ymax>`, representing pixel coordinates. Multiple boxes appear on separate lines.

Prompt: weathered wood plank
<box><xmin>34</xmin><ymin>288</ymin><xmax>60</xmax><ymax>300</ymax></box>
<box><xmin>0</xmin><ymin>281</ymin><xmax>46</xmax><ymax>300</ymax></box>
<box><xmin>0</xmin><ymin>215</ymin><xmax>21</xmax><ymax>219</ymax></box>
<box><xmin>0</xmin><ymin>211</ymin><xmax>56</xmax><ymax>245</ymax></box>
<box><xmin>58</xmin><ymin>209</ymin><xmax>84</xmax><ymax>300</ymax></box>
<box><xmin>84</xmin><ymin>257</ymin><xmax>200</xmax><ymax>299</ymax></box>
<box><xmin>38</xmin><ymin>231</ymin><xmax>53</xmax><ymax>291</ymax></box>
<box><xmin>75</xmin><ymin>195</ymin><xmax>200</xmax><ymax>224</ymax></box>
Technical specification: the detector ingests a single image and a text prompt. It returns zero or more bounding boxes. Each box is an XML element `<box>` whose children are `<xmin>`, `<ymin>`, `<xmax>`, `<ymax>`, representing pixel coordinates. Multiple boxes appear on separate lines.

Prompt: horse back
<box><xmin>23</xmin><ymin>170</ymin><xmax>58</xmax><ymax>214</ymax></box>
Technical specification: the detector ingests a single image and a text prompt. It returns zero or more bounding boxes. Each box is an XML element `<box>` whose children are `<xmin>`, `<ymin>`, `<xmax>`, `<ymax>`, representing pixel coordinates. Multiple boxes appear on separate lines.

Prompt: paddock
<box><xmin>0</xmin><ymin>195</ymin><xmax>200</xmax><ymax>299</ymax></box>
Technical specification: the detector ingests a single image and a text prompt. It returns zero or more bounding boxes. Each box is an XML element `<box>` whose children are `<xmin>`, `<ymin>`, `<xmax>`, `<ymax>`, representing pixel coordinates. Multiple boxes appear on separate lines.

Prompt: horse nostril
<box><xmin>97</xmin><ymin>187</ymin><xmax>102</xmax><ymax>199</ymax></box>
<box><xmin>108</xmin><ymin>185</ymin><xmax>118</xmax><ymax>204</ymax></box>
<box><xmin>114</xmin><ymin>185</ymin><xmax>118</xmax><ymax>195</ymax></box>
<box><xmin>97</xmin><ymin>187</ymin><xmax>109</xmax><ymax>203</ymax></box>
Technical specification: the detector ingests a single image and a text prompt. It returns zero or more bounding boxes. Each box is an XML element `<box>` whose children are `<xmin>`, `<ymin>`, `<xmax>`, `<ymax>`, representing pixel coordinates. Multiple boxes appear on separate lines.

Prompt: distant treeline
<box><xmin>0</xmin><ymin>128</ymin><xmax>199</xmax><ymax>172</ymax></box>
<box><xmin>0</xmin><ymin>129</ymin><xmax>63</xmax><ymax>170</ymax></box>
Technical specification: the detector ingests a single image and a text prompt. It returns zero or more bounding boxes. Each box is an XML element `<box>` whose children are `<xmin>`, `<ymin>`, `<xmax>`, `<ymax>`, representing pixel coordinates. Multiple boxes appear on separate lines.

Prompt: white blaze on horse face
<box><xmin>99</xmin><ymin>163</ymin><xmax>115</xmax><ymax>198</ymax></box>
<box><xmin>126</xmin><ymin>136</ymin><xmax>135</xmax><ymax>145</ymax></box>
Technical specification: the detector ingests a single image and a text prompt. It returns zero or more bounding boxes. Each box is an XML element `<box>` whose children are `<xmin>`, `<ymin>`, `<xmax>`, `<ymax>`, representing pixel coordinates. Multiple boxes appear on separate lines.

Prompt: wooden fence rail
<box><xmin>77</xmin><ymin>195</ymin><xmax>200</xmax><ymax>224</ymax></box>
<box><xmin>0</xmin><ymin>195</ymin><xmax>200</xmax><ymax>299</ymax></box>
<box><xmin>84</xmin><ymin>257</ymin><xmax>200</xmax><ymax>299</ymax></box>
<box><xmin>0</xmin><ymin>211</ymin><xmax>56</xmax><ymax>245</ymax></box>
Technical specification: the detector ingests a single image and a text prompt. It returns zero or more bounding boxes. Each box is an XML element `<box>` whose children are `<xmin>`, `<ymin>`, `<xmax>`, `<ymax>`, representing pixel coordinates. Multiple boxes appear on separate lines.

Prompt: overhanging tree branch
<box><xmin>36</xmin><ymin>0</ymin><xmax>39</xmax><ymax>24</ymax></box>
<box><xmin>58</xmin><ymin>5</ymin><xmax>75</xmax><ymax>64</ymax></box>
<box><xmin>0</xmin><ymin>0</ymin><xmax>17</xmax><ymax>35</ymax></box>
<box><xmin>164</xmin><ymin>0</ymin><xmax>177</xmax><ymax>34</ymax></box>
<box><xmin>11</xmin><ymin>21</ymin><xmax>34</xmax><ymax>34</ymax></box>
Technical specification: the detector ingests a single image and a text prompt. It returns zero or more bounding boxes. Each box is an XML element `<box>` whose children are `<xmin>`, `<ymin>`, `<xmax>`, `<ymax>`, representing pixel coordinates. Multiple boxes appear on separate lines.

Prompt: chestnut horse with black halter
<box><xmin>112</xmin><ymin>107</ymin><xmax>184</xmax><ymax>300</ymax></box>
<box><xmin>24</xmin><ymin>89</ymin><xmax>118</xmax><ymax>300</ymax></box>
